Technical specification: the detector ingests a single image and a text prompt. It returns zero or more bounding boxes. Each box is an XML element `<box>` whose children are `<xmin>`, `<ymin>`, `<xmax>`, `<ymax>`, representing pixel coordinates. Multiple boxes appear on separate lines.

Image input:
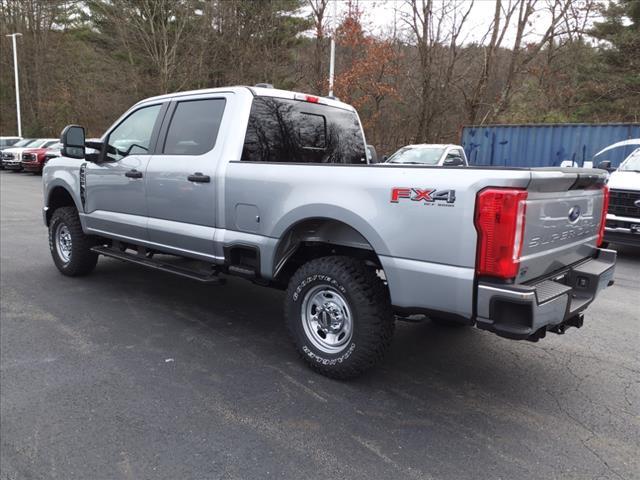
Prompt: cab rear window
<box><xmin>241</xmin><ymin>97</ymin><xmax>366</xmax><ymax>164</ymax></box>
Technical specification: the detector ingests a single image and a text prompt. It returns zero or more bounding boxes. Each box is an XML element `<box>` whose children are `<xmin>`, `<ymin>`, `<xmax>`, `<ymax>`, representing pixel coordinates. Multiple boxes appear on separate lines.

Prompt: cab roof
<box><xmin>135</xmin><ymin>86</ymin><xmax>355</xmax><ymax>112</ymax></box>
<box><xmin>399</xmin><ymin>144</ymin><xmax>462</xmax><ymax>149</ymax></box>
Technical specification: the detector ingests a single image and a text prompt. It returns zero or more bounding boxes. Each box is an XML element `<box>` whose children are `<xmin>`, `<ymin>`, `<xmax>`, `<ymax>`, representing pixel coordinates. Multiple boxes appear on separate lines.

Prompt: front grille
<box><xmin>2</xmin><ymin>153</ymin><xmax>15</xmax><ymax>160</ymax></box>
<box><xmin>609</xmin><ymin>189</ymin><xmax>640</xmax><ymax>219</ymax></box>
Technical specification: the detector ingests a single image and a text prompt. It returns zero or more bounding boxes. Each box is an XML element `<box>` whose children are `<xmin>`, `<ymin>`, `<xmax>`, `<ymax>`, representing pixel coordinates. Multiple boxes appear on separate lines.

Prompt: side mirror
<box><xmin>366</xmin><ymin>144</ymin><xmax>378</xmax><ymax>164</ymax></box>
<box><xmin>60</xmin><ymin>125</ymin><xmax>86</xmax><ymax>159</ymax></box>
<box><xmin>381</xmin><ymin>155</ymin><xmax>388</xmax><ymax>162</ymax></box>
<box><xmin>597</xmin><ymin>160</ymin><xmax>613</xmax><ymax>171</ymax></box>
<box><xmin>444</xmin><ymin>156</ymin><xmax>464</xmax><ymax>166</ymax></box>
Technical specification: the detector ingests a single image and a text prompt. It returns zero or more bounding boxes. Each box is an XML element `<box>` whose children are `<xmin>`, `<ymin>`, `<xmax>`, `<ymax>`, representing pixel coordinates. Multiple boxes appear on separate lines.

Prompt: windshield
<box><xmin>30</xmin><ymin>139</ymin><xmax>56</xmax><ymax>148</ymax></box>
<box><xmin>619</xmin><ymin>150</ymin><xmax>640</xmax><ymax>172</ymax></box>
<box><xmin>386</xmin><ymin>146</ymin><xmax>445</xmax><ymax>165</ymax></box>
<box><xmin>12</xmin><ymin>138</ymin><xmax>35</xmax><ymax>148</ymax></box>
<box><xmin>0</xmin><ymin>138</ymin><xmax>19</xmax><ymax>147</ymax></box>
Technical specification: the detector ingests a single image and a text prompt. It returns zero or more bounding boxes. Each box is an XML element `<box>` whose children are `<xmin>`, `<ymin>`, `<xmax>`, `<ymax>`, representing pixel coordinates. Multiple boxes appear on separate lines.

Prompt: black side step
<box><xmin>228</xmin><ymin>265</ymin><xmax>256</xmax><ymax>279</ymax></box>
<box><xmin>92</xmin><ymin>246</ymin><xmax>225</xmax><ymax>284</ymax></box>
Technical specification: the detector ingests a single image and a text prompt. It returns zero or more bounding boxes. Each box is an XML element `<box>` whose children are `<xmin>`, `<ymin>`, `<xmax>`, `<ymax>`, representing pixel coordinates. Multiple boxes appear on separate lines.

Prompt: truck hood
<box><xmin>608</xmin><ymin>170</ymin><xmax>640</xmax><ymax>191</ymax></box>
<box><xmin>2</xmin><ymin>147</ymin><xmax>29</xmax><ymax>155</ymax></box>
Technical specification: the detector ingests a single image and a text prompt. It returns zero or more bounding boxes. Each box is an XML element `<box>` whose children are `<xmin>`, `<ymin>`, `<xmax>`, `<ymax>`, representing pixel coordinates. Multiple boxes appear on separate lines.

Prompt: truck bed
<box><xmin>223</xmin><ymin>163</ymin><xmax>608</xmax><ymax>320</ymax></box>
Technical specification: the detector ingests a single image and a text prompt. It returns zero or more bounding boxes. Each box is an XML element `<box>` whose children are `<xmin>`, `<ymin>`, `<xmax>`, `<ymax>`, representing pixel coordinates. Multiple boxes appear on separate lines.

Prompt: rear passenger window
<box><xmin>241</xmin><ymin>97</ymin><xmax>366</xmax><ymax>164</ymax></box>
<box><xmin>163</xmin><ymin>99</ymin><xmax>226</xmax><ymax>155</ymax></box>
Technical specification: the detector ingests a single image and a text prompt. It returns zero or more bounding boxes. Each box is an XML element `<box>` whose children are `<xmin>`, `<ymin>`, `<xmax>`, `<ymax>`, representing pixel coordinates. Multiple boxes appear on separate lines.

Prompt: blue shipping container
<box><xmin>461</xmin><ymin>123</ymin><xmax>640</xmax><ymax>168</ymax></box>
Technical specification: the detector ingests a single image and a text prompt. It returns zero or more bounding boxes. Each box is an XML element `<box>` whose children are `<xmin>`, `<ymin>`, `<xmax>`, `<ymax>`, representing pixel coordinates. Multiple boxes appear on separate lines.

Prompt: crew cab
<box><xmin>43</xmin><ymin>86</ymin><xmax>615</xmax><ymax>379</ymax></box>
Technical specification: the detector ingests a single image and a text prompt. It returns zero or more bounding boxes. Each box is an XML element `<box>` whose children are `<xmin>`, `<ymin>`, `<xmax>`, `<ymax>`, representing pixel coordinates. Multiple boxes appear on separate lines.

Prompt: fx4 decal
<box><xmin>391</xmin><ymin>188</ymin><xmax>456</xmax><ymax>205</ymax></box>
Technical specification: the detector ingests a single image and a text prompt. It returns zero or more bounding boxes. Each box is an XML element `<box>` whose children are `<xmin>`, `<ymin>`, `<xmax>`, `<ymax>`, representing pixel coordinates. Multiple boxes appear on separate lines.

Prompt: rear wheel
<box><xmin>285</xmin><ymin>256</ymin><xmax>395</xmax><ymax>379</ymax></box>
<box><xmin>48</xmin><ymin>207</ymin><xmax>99</xmax><ymax>276</ymax></box>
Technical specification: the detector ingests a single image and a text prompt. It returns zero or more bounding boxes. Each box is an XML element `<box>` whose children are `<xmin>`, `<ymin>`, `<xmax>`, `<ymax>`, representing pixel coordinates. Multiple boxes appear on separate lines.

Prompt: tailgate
<box><xmin>517</xmin><ymin>169</ymin><xmax>608</xmax><ymax>283</ymax></box>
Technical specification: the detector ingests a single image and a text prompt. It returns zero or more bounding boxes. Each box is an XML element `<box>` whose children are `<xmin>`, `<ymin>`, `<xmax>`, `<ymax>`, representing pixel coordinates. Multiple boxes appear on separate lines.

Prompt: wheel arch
<box><xmin>45</xmin><ymin>185</ymin><xmax>81</xmax><ymax>226</ymax></box>
<box><xmin>271</xmin><ymin>215</ymin><xmax>387</xmax><ymax>286</ymax></box>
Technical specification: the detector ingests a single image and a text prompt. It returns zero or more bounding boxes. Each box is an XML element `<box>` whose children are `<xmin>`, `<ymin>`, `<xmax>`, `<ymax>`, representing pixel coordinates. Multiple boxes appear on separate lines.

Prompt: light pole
<box><xmin>5</xmin><ymin>33</ymin><xmax>23</xmax><ymax>137</ymax></box>
<box><xmin>328</xmin><ymin>0</ymin><xmax>337</xmax><ymax>97</ymax></box>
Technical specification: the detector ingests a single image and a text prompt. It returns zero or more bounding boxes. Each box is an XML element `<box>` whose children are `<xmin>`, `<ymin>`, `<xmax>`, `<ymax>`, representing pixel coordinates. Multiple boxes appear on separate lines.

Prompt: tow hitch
<box><xmin>528</xmin><ymin>314</ymin><xmax>584</xmax><ymax>342</ymax></box>
<box><xmin>549</xmin><ymin>314</ymin><xmax>584</xmax><ymax>334</ymax></box>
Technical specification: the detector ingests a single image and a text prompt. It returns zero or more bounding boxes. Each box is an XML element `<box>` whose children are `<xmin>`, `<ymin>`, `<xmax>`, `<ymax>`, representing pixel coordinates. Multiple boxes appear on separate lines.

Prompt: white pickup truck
<box><xmin>595</xmin><ymin>142</ymin><xmax>640</xmax><ymax>247</ymax></box>
<box><xmin>43</xmin><ymin>86</ymin><xmax>616</xmax><ymax>379</ymax></box>
<box><xmin>383</xmin><ymin>144</ymin><xmax>468</xmax><ymax>166</ymax></box>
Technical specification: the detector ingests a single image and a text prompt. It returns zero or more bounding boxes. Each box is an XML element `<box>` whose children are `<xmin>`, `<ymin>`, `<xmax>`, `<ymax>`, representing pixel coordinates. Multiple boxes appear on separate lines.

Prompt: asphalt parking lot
<box><xmin>1</xmin><ymin>170</ymin><xmax>638</xmax><ymax>480</ymax></box>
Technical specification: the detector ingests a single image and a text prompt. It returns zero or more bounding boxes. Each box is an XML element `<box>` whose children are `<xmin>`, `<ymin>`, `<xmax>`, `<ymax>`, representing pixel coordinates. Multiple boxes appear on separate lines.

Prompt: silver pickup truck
<box><xmin>43</xmin><ymin>86</ymin><xmax>616</xmax><ymax>379</ymax></box>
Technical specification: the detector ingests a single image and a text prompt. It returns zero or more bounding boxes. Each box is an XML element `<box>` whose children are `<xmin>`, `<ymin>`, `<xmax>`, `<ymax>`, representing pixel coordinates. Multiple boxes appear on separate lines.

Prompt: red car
<box><xmin>21</xmin><ymin>141</ymin><xmax>60</xmax><ymax>174</ymax></box>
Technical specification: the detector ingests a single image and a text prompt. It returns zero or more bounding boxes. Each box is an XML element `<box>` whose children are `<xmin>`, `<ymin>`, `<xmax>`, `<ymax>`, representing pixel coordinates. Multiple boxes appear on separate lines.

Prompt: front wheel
<box><xmin>285</xmin><ymin>256</ymin><xmax>395</xmax><ymax>379</ymax></box>
<box><xmin>48</xmin><ymin>206</ymin><xmax>99</xmax><ymax>276</ymax></box>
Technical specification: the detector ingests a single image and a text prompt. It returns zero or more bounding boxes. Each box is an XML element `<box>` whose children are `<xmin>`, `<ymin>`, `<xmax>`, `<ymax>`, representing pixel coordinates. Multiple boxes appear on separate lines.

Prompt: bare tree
<box><xmin>404</xmin><ymin>0</ymin><xmax>474</xmax><ymax>142</ymax></box>
<box><xmin>91</xmin><ymin>0</ymin><xmax>196</xmax><ymax>93</ymax></box>
<box><xmin>0</xmin><ymin>0</ymin><xmax>71</xmax><ymax>131</ymax></box>
<box><xmin>458</xmin><ymin>0</ymin><xmax>518</xmax><ymax>124</ymax></box>
<box><xmin>489</xmin><ymin>0</ymin><xmax>574</xmax><ymax>120</ymax></box>
<box><xmin>0</xmin><ymin>0</ymin><xmax>630</xmax><ymax>143</ymax></box>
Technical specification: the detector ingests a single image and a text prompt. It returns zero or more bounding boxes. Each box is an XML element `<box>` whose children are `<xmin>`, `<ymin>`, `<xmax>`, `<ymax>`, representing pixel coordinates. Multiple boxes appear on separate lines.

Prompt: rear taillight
<box><xmin>475</xmin><ymin>188</ymin><xmax>528</xmax><ymax>279</ymax></box>
<box><xmin>597</xmin><ymin>185</ymin><xmax>609</xmax><ymax>247</ymax></box>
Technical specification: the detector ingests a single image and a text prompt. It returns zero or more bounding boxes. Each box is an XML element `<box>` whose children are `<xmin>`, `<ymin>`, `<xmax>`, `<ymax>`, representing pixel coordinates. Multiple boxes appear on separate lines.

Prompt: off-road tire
<box><xmin>285</xmin><ymin>256</ymin><xmax>395</xmax><ymax>379</ymax></box>
<box><xmin>48</xmin><ymin>206</ymin><xmax>99</xmax><ymax>276</ymax></box>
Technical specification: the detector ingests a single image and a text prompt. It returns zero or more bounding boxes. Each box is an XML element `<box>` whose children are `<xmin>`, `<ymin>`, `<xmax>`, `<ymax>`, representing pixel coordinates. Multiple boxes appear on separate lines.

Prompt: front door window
<box><xmin>107</xmin><ymin>104</ymin><xmax>162</xmax><ymax>161</ymax></box>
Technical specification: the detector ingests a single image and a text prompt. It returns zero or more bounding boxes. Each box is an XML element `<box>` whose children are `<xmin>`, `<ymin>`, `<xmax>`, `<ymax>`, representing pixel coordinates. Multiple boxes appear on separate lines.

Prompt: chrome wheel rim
<box><xmin>301</xmin><ymin>285</ymin><xmax>353</xmax><ymax>354</ymax></box>
<box><xmin>56</xmin><ymin>223</ymin><xmax>72</xmax><ymax>263</ymax></box>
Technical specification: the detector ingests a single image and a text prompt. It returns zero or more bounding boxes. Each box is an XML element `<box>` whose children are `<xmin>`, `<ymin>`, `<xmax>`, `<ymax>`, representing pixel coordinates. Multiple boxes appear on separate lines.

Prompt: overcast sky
<box><xmin>311</xmin><ymin>0</ymin><xmax>593</xmax><ymax>46</ymax></box>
